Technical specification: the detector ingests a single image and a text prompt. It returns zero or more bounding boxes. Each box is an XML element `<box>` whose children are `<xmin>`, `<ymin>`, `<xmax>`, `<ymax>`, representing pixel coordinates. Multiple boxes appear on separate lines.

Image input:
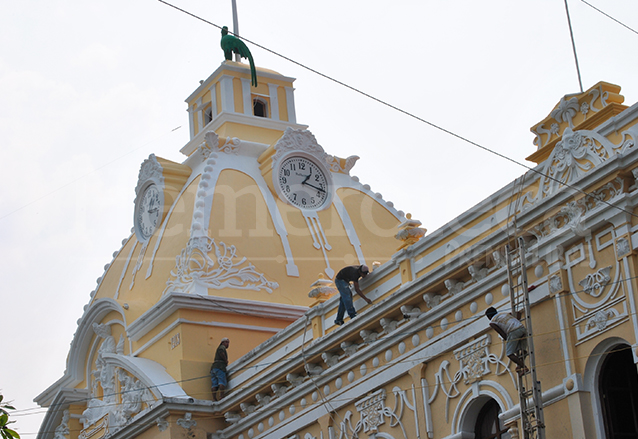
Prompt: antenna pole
<box><xmin>563</xmin><ymin>0</ymin><xmax>584</xmax><ymax>93</ymax></box>
<box><xmin>231</xmin><ymin>0</ymin><xmax>240</xmax><ymax>62</ymax></box>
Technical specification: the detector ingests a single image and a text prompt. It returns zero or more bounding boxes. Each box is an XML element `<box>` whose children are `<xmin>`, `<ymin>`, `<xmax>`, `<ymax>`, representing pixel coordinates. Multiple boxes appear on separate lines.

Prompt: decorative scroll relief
<box><xmin>575</xmin><ymin>301</ymin><xmax>628</xmax><ymax>343</ymax></box>
<box><xmin>271</xmin><ymin>128</ymin><xmax>330</xmax><ymax>166</ymax></box>
<box><xmin>53</xmin><ymin>410</ymin><xmax>70</xmax><ymax>439</ymax></box>
<box><xmin>163</xmin><ymin>236</ymin><xmax>279</xmax><ymax>296</ymax></box>
<box><xmin>578</xmin><ymin>266</ymin><xmax>612</xmax><ymax>297</ymax></box>
<box><xmin>528</xmin><ymin>178</ymin><xmax>624</xmax><ymax>241</ymax></box>
<box><xmin>532</xmin><ymin>83</ymin><xmax>625</xmax><ymax>150</ymax></box>
<box><xmin>428</xmin><ymin>336</ymin><xmax>514</xmax><ymax>422</ymax></box>
<box><xmin>333</xmin><ymin>388</ymin><xmax>416</xmax><ymax>439</ymax></box>
<box><xmin>135</xmin><ymin>154</ymin><xmax>164</xmax><ymax>196</ymax></box>
<box><xmin>199</xmin><ymin>131</ymin><xmax>240</xmax><ymax>158</ymax></box>
<box><xmin>325</xmin><ymin>154</ymin><xmax>359</xmax><ymax>175</ymax></box>
<box><xmin>81</xmin><ymin>326</ymin><xmax>155</xmax><ymax>436</ymax></box>
<box><xmin>520</xmin><ymin>124</ymin><xmax>638</xmax><ymax>210</ymax></box>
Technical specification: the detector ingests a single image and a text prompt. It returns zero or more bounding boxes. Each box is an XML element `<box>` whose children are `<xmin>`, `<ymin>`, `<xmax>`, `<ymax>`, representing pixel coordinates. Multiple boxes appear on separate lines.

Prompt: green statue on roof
<box><xmin>221</xmin><ymin>26</ymin><xmax>257</xmax><ymax>87</ymax></box>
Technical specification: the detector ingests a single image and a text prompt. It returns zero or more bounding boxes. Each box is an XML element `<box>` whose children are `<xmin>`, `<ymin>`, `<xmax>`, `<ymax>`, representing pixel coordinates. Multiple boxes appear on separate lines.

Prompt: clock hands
<box><xmin>302</xmin><ymin>180</ymin><xmax>326</xmax><ymax>193</ymax></box>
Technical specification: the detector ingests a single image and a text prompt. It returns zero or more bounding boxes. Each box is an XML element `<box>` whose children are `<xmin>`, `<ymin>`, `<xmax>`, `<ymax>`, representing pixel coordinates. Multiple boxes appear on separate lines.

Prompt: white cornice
<box><xmin>180</xmin><ymin>111</ymin><xmax>308</xmax><ymax>156</ymax></box>
<box><xmin>127</xmin><ymin>293</ymin><xmax>308</xmax><ymax>341</ymax></box>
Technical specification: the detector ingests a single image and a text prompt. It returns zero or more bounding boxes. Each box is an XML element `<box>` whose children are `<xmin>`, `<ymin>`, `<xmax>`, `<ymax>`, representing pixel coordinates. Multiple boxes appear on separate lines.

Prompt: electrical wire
<box><xmin>580</xmin><ymin>0</ymin><xmax>638</xmax><ymax>36</ymax></box>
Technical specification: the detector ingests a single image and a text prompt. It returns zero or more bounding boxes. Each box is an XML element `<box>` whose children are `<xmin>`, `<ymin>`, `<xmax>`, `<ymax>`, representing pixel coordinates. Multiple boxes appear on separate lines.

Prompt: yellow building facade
<box><xmin>36</xmin><ymin>61</ymin><xmax>638</xmax><ymax>439</ymax></box>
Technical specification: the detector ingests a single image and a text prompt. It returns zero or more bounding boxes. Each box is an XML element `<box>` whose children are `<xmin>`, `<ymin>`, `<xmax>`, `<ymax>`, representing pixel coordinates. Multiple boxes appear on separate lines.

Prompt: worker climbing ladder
<box><xmin>505</xmin><ymin>236</ymin><xmax>546</xmax><ymax>439</ymax></box>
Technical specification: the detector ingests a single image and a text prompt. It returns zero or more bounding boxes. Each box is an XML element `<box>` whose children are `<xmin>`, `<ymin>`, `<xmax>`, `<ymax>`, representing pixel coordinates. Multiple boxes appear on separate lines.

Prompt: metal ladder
<box><xmin>505</xmin><ymin>237</ymin><xmax>546</xmax><ymax>439</ymax></box>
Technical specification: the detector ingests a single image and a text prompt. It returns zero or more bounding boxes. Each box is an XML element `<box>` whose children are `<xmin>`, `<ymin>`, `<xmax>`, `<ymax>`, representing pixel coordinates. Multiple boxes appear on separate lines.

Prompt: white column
<box><xmin>285</xmin><ymin>86</ymin><xmax>297</xmax><ymax>123</ymax></box>
<box><xmin>187</xmin><ymin>106</ymin><xmax>195</xmax><ymax>139</ymax></box>
<box><xmin>268</xmin><ymin>84</ymin><xmax>280</xmax><ymax>120</ymax></box>
<box><xmin>219</xmin><ymin>75</ymin><xmax>235</xmax><ymax>113</ymax></box>
<box><xmin>241</xmin><ymin>78</ymin><xmax>252</xmax><ymax>115</ymax></box>
<box><xmin>209</xmin><ymin>85</ymin><xmax>218</xmax><ymax>119</ymax></box>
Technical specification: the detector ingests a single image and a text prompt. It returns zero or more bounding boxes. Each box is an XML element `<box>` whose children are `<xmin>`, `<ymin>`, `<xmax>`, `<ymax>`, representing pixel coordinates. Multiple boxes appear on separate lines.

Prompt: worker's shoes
<box><xmin>335</xmin><ymin>320</ymin><xmax>344</xmax><ymax>326</ymax></box>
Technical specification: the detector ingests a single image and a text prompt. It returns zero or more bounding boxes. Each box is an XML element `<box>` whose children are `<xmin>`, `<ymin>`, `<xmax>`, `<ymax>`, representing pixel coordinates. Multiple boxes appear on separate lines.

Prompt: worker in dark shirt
<box><xmin>210</xmin><ymin>338</ymin><xmax>230</xmax><ymax>401</ymax></box>
<box><xmin>334</xmin><ymin>265</ymin><xmax>372</xmax><ymax>326</ymax></box>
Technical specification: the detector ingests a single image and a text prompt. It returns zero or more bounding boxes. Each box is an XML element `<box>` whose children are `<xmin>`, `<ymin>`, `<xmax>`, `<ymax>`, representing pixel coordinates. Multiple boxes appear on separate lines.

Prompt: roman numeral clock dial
<box><xmin>276</xmin><ymin>156</ymin><xmax>332</xmax><ymax>210</ymax></box>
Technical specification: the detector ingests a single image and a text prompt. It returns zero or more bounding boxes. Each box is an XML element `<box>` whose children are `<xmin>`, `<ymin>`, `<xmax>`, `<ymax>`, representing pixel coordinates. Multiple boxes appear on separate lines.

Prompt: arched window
<box><xmin>474</xmin><ymin>399</ymin><xmax>508</xmax><ymax>439</ymax></box>
<box><xmin>599</xmin><ymin>346</ymin><xmax>638</xmax><ymax>438</ymax></box>
<box><xmin>253</xmin><ymin>98</ymin><xmax>268</xmax><ymax>118</ymax></box>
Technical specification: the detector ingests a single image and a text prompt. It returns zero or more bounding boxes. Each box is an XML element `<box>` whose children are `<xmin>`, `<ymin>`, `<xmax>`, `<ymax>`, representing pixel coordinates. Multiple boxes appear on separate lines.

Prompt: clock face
<box><xmin>277</xmin><ymin>156</ymin><xmax>330</xmax><ymax>210</ymax></box>
<box><xmin>135</xmin><ymin>184</ymin><xmax>162</xmax><ymax>241</ymax></box>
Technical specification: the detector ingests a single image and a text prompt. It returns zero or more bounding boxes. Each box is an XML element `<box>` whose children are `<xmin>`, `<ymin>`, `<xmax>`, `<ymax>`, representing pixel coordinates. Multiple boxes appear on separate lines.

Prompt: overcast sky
<box><xmin>2</xmin><ymin>0</ymin><xmax>637</xmax><ymax>436</ymax></box>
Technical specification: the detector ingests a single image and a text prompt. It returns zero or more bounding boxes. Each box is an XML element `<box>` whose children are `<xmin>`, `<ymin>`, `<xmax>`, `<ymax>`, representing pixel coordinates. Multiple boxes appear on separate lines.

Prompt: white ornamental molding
<box><xmin>325</xmin><ymin>154</ymin><xmax>359</xmax><ymax>174</ymax></box>
<box><xmin>163</xmin><ymin>236</ymin><xmax>279</xmax><ymax>296</ymax></box>
<box><xmin>549</xmin><ymin>274</ymin><xmax>563</xmax><ymax>294</ymax></box>
<box><xmin>177</xmin><ymin>413</ymin><xmax>197</xmax><ymax>430</ymax></box>
<box><xmin>271</xmin><ymin>128</ymin><xmax>330</xmax><ymax>168</ymax></box>
<box><xmin>520</xmin><ymin>125</ymin><xmax>638</xmax><ymax>210</ymax></box>
<box><xmin>616</xmin><ymin>236</ymin><xmax>632</xmax><ymax>258</ymax></box>
<box><xmin>332</xmin><ymin>387</ymin><xmax>417</xmax><ymax>439</ymax></box>
<box><xmin>53</xmin><ymin>410</ymin><xmax>70</xmax><ymax>439</ymax></box>
<box><xmin>134</xmin><ymin>154</ymin><xmax>164</xmax><ymax>197</ymax></box>
<box><xmin>578</xmin><ymin>266</ymin><xmax>612</xmax><ymax>298</ymax></box>
<box><xmin>529</xmin><ymin>178</ymin><xmax>624</xmax><ymax>242</ymax></box>
<box><xmin>200</xmin><ymin>131</ymin><xmax>241</xmax><ymax>158</ymax></box>
<box><xmin>452</xmin><ymin>334</ymin><xmax>510</xmax><ymax>385</ymax></box>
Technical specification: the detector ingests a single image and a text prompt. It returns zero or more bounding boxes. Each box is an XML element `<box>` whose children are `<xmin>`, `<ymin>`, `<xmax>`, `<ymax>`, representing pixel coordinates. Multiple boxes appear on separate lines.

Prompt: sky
<box><xmin>1</xmin><ymin>0</ymin><xmax>637</xmax><ymax>436</ymax></box>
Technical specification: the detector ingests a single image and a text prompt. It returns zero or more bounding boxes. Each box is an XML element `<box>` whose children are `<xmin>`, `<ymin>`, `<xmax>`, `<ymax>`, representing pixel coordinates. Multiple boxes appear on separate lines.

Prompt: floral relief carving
<box><xmin>549</xmin><ymin>274</ymin><xmax>563</xmax><ymax>294</ymax></box>
<box><xmin>587</xmin><ymin>309</ymin><xmax>617</xmax><ymax>331</ymax></box>
<box><xmin>135</xmin><ymin>154</ymin><xmax>164</xmax><ymax>196</ymax></box>
<box><xmin>163</xmin><ymin>236</ymin><xmax>279</xmax><ymax>295</ymax></box>
<box><xmin>550</xmin><ymin>96</ymin><xmax>580</xmax><ymax>129</ymax></box>
<box><xmin>271</xmin><ymin>128</ymin><xmax>329</xmax><ymax>166</ymax></box>
<box><xmin>616</xmin><ymin>237</ymin><xmax>631</xmax><ymax>258</ymax></box>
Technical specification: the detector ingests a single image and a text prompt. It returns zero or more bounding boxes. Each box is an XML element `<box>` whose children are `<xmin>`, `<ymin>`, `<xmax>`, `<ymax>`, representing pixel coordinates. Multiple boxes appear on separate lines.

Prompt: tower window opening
<box><xmin>203</xmin><ymin>106</ymin><xmax>213</xmax><ymax>126</ymax></box>
<box><xmin>253</xmin><ymin>98</ymin><xmax>268</xmax><ymax>118</ymax></box>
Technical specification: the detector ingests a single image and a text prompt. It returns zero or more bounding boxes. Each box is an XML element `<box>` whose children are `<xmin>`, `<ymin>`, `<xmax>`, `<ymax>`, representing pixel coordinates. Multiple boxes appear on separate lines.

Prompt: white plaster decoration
<box><xmin>534</xmin><ymin>264</ymin><xmax>545</xmax><ymax>278</ymax></box>
<box><xmin>82</xmin><ymin>323</ymin><xmax>117</xmax><ymax>430</ymax></box>
<box><xmin>550</xmin><ymin>96</ymin><xmax>580</xmax><ymax>129</ymax></box>
<box><xmin>423</xmin><ymin>292</ymin><xmax>442</xmax><ymax>309</ymax></box>
<box><xmin>308</xmin><ymin>276</ymin><xmax>337</xmax><ymax>299</ymax></box>
<box><xmin>323</xmin><ymin>385</ymin><xmax>330</xmax><ymax>396</ymax></box>
<box><xmin>188</xmin><ymin>105</ymin><xmax>195</xmax><ymax>139</ymax></box>
<box><xmin>255</xmin><ymin>393</ymin><xmax>271</xmax><ymax>406</ymax></box>
<box><xmin>444</xmin><ymin>279</ymin><xmax>464</xmax><ymax>296</ymax></box>
<box><xmin>240</xmin><ymin>402</ymin><xmax>257</xmax><ymax>414</ymax></box>
<box><xmin>630</xmin><ymin>168</ymin><xmax>638</xmax><ymax>191</ymax></box>
<box><xmin>304</xmin><ymin>363</ymin><xmax>324</xmax><ymax>376</ymax></box>
<box><xmin>380</xmin><ymin>318</ymin><xmax>399</xmax><ymax>334</ymax></box>
<box><xmin>578</xmin><ymin>266</ymin><xmax>612</xmax><ymax>297</ymax></box>
<box><xmin>53</xmin><ymin>410</ymin><xmax>70</xmax><ymax>439</ymax></box>
<box><xmin>129</xmin><ymin>241</ymin><xmax>148</xmax><ymax>290</ymax></box>
<box><xmin>271</xmin><ymin>383</ymin><xmax>290</xmax><ymax>397</ymax></box>
<box><xmin>491</xmin><ymin>249</ymin><xmax>506</xmax><ymax>270</ymax></box>
<box><xmin>528</xmin><ymin>178</ymin><xmax>624</xmax><ymax>241</ymax></box>
<box><xmin>321</xmin><ymin>352</ymin><xmax>339</xmax><ymax>367</ymax></box>
<box><xmin>360</xmin><ymin>329</ymin><xmax>380</xmax><ymax>343</ymax></box>
<box><xmin>258</xmin><ymin>422</ymin><xmax>264</xmax><ymax>433</ymax></box>
<box><xmin>485</xmin><ymin>293</ymin><xmax>494</xmax><ymax>304</ymax></box>
<box><xmin>455</xmin><ymin>310</ymin><xmax>463</xmax><ymax>322</ymax></box>
<box><xmin>440</xmin><ymin>318</ymin><xmax>449</xmax><ymax>331</ymax></box>
<box><xmin>116</xmin><ymin>334</ymin><xmax>125</xmax><ymax>355</ymax></box>
<box><xmin>360</xmin><ymin>364</ymin><xmax>368</xmax><ymax>376</ymax></box>
<box><xmin>341</xmin><ymin>341</ymin><xmax>358</xmax><ymax>356</ymax></box>
<box><xmin>385</xmin><ymin>350</ymin><xmax>393</xmax><ymax>362</ymax></box>
<box><xmin>347</xmin><ymin>371</ymin><xmax>355</xmax><ymax>383</ymax></box>
<box><xmin>586</xmin><ymin>309</ymin><xmax>618</xmax><ymax>331</ymax></box>
<box><xmin>549</xmin><ymin>274</ymin><xmax>563</xmax><ymax>294</ymax></box>
<box><xmin>271</xmin><ymin>128</ymin><xmax>330</xmax><ymax>168</ymax></box>
<box><xmin>177</xmin><ymin>413</ymin><xmax>197</xmax><ymax>430</ymax></box>
<box><xmin>224</xmin><ymin>412</ymin><xmax>242</xmax><ymax>424</ymax></box>
<box><xmin>304</xmin><ymin>211</ymin><xmax>334</xmax><ymax>278</ymax></box>
<box><xmin>156</xmin><ymin>417</ymin><xmax>169</xmax><ymax>432</ymax></box>
<box><xmin>112</xmin><ymin>368</ymin><xmax>154</xmax><ymax>431</ymax></box>
<box><xmin>331</xmin><ymin>192</ymin><xmax>366</xmax><ymax>264</ymax></box>
<box><xmin>200</xmin><ymin>131</ymin><xmax>241</xmax><ymax>158</ymax></box>
<box><xmin>268</xmin><ymin>83</ymin><xmax>280</xmax><ymax>120</ymax></box>
<box><xmin>135</xmin><ymin>154</ymin><xmax>165</xmax><ymax>197</ymax></box>
<box><xmin>616</xmin><ymin>237</ymin><xmax>631</xmax><ymax>258</ymax></box>
<box><xmin>400</xmin><ymin>305</ymin><xmax>422</xmax><ymax>319</ymax></box>
<box><xmin>286</xmin><ymin>373</ymin><xmax>304</xmax><ymax>387</ymax></box>
<box><xmin>523</xmin><ymin>124</ymin><xmax>638</xmax><ymax>206</ymax></box>
<box><xmin>372</xmin><ymin>357</ymin><xmax>380</xmax><ymax>368</ymax></box>
<box><xmin>278</xmin><ymin>411</ymin><xmax>285</xmax><ymax>421</ymax></box>
<box><xmin>468</xmin><ymin>264</ymin><xmax>488</xmax><ymax>282</ymax></box>
<box><xmin>163</xmin><ymin>236</ymin><xmax>279</xmax><ymax>296</ymax></box>
<box><xmin>470</xmin><ymin>302</ymin><xmax>478</xmax><ymax>314</ymax></box>
<box><xmin>325</xmin><ymin>154</ymin><xmax>359</xmax><ymax>175</ymax></box>
<box><xmin>453</xmin><ymin>334</ymin><xmax>511</xmax><ymax>385</ymax></box>
<box><xmin>411</xmin><ymin>334</ymin><xmax>420</xmax><ymax>347</ymax></box>
<box><xmin>426</xmin><ymin>327</ymin><xmax>434</xmax><ymax>339</ymax></box>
